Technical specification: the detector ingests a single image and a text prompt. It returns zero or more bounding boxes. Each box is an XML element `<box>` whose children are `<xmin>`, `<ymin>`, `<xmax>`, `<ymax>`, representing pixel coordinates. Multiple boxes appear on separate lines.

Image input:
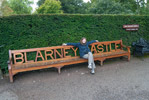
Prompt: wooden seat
<box><xmin>8</xmin><ymin>40</ymin><xmax>131</xmax><ymax>82</ymax></box>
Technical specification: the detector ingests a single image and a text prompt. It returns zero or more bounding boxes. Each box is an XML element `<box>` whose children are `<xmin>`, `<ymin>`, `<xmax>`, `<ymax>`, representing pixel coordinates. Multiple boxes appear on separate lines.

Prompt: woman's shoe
<box><xmin>91</xmin><ymin>63</ymin><xmax>95</xmax><ymax>74</ymax></box>
<box><xmin>88</xmin><ymin>64</ymin><xmax>92</xmax><ymax>69</ymax></box>
<box><xmin>91</xmin><ymin>70</ymin><xmax>95</xmax><ymax>74</ymax></box>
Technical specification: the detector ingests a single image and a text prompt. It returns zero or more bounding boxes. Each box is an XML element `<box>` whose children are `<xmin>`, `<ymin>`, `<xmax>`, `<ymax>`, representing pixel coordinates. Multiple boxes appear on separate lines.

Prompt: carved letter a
<box><xmin>35</xmin><ymin>51</ymin><xmax>45</xmax><ymax>62</ymax></box>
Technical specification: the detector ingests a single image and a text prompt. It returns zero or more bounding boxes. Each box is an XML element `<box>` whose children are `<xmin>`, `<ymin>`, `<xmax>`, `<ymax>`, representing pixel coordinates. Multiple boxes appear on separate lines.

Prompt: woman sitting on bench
<box><xmin>62</xmin><ymin>37</ymin><xmax>98</xmax><ymax>74</ymax></box>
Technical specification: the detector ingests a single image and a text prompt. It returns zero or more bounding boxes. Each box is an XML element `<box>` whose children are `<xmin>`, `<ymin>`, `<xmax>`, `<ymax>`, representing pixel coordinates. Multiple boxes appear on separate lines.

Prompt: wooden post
<box><xmin>8</xmin><ymin>50</ymin><xmax>13</xmax><ymax>82</ymax></box>
<box><xmin>127</xmin><ymin>46</ymin><xmax>131</xmax><ymax>61</ymax></box>
<box><xmin>8</xmin><ymin>62</ymin><xmax>13</xmax><ymax>82</ymax></box>
<box><xmin>120</xmin><ymin>39</ymin><xmax>123</xmax><ymax>50</ymax></box>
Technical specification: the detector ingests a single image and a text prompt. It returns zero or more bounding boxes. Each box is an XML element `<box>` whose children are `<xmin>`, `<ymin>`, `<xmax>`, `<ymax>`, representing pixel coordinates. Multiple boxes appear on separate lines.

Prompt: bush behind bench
<box><xmin>0</xmin><ymin>14</ymin><xmax>149</xmax><ymax>73</ymax></box>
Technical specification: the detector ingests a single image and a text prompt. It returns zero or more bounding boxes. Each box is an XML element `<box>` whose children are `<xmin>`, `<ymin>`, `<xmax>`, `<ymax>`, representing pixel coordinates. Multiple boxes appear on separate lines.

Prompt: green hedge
<box><xmin>0</xmin><ymin>14</ymin><xmax>149</xmax><ymax>73</ymax></box>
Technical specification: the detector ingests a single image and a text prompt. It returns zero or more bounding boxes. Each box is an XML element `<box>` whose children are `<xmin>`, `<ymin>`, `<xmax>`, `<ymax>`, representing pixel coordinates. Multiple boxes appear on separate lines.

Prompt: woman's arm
<box><xmin>87</xmin><ymin>40</ymin><xmax>98</xmax><ymax>45</ymax></box>
<box><xmin>62</xmin><ymin>43</ymin><xmax>79</xmax><ymax>47</ymax></box>
<box><xmin>66</xmin><ymin>43</ymin><xmax>79</xmax><ymax>47</ymax></box>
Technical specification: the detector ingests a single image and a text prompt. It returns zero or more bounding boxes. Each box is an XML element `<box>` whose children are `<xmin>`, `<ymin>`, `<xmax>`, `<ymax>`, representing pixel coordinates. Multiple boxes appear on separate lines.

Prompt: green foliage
<box><xmin>0</xmin><ymin>0</ymin><xmax>13</xmax><ymax>16</ymax></box>
<box><xmin>89</xmin><ymin>0</ymin><xmax>133</xmax><ymax>14</ymax></box>
<box><xmin>37</xmin><ymin>0</ymin><xmax>149</xmax><ymax>15</ymax></box>
<box><xmin>59</xmin><ymin>0</ymin><xmax>86</xmax><ymax>14</ymax></box>
<box><xmin>37</xmin><ymin>0</ymin><xmax>86</xmax><ymax>14</ymax></box>
<box><xmin>0</xmin><ymin>14</ymin><xmax>149</xmax><ymax>73</ymax></box>
<box><xmin>138</xmin><ymin>0</ymin><xmax>149</xmax><ymax>15</ymax></box>
<box><xmin>37</xmin><ymin>0</ymin><xmax>45</xmax><ymax>7</ymax></box>
<box><xmin>8</xmin><ymin>0</ymin><xmax>33</xmax><ymax>14</ymax></box>
<box><xmin>37</xmin><ymin>0</ymin><xmax>63</xmax><ymax>14</ymax></box>
<box><xmin>113</xmin><ymin>0</ymin><xmax>137</xmax><ymax>12</ymax></box>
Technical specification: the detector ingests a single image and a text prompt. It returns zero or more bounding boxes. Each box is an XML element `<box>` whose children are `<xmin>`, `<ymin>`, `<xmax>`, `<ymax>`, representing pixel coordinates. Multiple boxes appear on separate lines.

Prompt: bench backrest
<box><xmin>9</xmin><ymin>40</ymin><xmax>123</xmax><ymax>65</ymax></box>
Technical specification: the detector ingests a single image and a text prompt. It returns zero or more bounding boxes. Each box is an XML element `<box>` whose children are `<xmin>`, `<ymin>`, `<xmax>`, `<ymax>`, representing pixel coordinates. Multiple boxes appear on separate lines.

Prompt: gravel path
<box><xmin>0</xmin><ymin>56</ymin><xmax>149</xmax><ymax>100</ymax></box>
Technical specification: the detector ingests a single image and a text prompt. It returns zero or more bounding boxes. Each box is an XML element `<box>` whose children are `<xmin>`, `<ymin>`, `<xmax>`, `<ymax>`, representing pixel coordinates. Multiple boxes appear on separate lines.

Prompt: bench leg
<box><xmin>9</xmin><ymin>74</ymin><xmax>13</xmax><ymax>83</ymax></box>
<box><xmin>8</xmin><ymin>64</ymin><xmax>13</xmax><ymax>82</ymax></box>
<box><xmin>98</xmin><ymin>59</ymin><xmax>104</xmax><ymax>66</ymax></box>
<box><xmin>9</xmin><ymin>70</ymin><xmax>13</xmax><ymax>82</ymax></box>
<box><xmin>100</xmin><ymin>60</ymin><xmax>103</xmax><ymax>66</ymax></box>
<box><xmin>58</xmin><ymin>67</ymin><xmax>61</xmax><ymax>74</ymax></box>
<box><xmin>57</xmin><ymin>66</ymin><xmax>64</xmax><ymax>74</ymax></box>
<box><xmin>128</xmin><ymin>55</ymin><xmax>130</xmax><ymax>61</ymax></box>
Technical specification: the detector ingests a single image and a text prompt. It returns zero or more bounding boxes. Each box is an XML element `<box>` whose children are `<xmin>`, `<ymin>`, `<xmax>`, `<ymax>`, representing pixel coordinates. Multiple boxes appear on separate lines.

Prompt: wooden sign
<box><xmin>123</xmin><ymin>24</ymin><xmax>139</xmax><ymax>31</ymax></box>
<box><xmin>126</xmin><ymin>28</ymin><xmax>138</xmax><ymax>31</ymax></box>
<box><xmin>12</xmin><ymin>42</ymin><xmax>122</xmax><ymax>65</ymax></box>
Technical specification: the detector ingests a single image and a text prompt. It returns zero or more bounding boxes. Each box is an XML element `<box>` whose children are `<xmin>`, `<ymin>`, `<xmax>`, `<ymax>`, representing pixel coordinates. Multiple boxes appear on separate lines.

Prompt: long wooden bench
<box><xmin>7</xmin><ymin>40</ymin><xmax>131</xmax><ymax>82</ymax></box>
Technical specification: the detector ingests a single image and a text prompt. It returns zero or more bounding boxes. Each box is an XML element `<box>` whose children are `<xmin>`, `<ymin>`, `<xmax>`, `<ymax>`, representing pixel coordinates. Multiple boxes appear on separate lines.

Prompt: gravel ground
<box><xmin>0</xmin><ymin>56</ymin><xmax>149</xmax><ymax>100</ymax></box>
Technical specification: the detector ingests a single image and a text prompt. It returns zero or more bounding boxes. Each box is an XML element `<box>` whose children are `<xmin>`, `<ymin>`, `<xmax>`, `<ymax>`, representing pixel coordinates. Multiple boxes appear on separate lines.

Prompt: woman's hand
<box><xmin>95</xmin><ymin>40</ymin><xmax>99</xmax><ymax>42</ymax></box>
<box><xmin>62</xmin><ymin>43</ymin><xmax>67</xmax><ymax>46</ymax></box>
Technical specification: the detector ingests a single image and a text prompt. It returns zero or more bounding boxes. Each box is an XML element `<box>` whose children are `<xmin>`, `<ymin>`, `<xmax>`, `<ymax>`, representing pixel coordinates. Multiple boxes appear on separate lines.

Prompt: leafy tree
<box><xmin>0</xmin><ymin>0</ymin><xmax>13</xmax><ymax>16</ymax></box>
<box><xmin>37</xmin><ymin>0</ymin><xmax>149</xmax><ymax>15</ymax></box>
<box><xmin>59</xmin><ymin>0</ymin><xmax>86</xmax><ymax>13</ymax></box>
<box><xmin>113</xmin><ymin>0</ymin><xmax>137</xmax><ymax>12</ymax></box>
<box><xmin>89</xmin><ymin>0</ymin><xmax>132</xmax><ymax>14</ymax></box>
<box><xmin>113</xmin><ymin>0</ymin><xmax>149</xmax><ymax>15</ymax></box>
<box><xmin>36</xmin><ymin>0</ymin><xmax>63</xmax><ymax>14</ymax></box>
<box><xmin>8</xmin><ymin>0</ymin><xmax>33</xmax><ymax>14</ymax></box>
<box><xmin>37</xmin><ymin>0</ymin><xmax>87</xmax><ymax>14</ymax></box>
<box><xmin>138</xmin><ymin>0</ymin><xmax>149</xmax><ymax>15</ymax></box>
<box><xmin>81</xmin><ymin>2</ymin><xmax>91</xmax><ymax>14</ymax></box>
<box><xmin>37</xmin><ymin>0</ymin><xmax>45</xmax><ymax>7</ymax></box>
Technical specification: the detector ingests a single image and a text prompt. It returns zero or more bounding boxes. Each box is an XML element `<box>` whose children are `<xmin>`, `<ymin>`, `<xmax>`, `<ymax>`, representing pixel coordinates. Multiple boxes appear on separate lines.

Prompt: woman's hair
<box><xmin>80</xmin><ymin>37</ymin><xmax>87</xmax><ymax>45</ymax></box>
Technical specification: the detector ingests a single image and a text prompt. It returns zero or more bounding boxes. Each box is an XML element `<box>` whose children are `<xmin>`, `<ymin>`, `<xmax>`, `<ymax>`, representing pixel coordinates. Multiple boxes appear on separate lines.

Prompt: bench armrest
<box><xmin>122</xmin><ymin>45</ymin><xmax>131</xmax><ymax>48</ymax></box>
<box><xmin>121</xmin><ymin>45</ymin><xmax>131</xmax><ymax>53</ymax></box>
<box><xmin>7</xmin><ymin>59</ymin><xmax>12</xmax><ymax>70</ymax></box>
<box><xmin>7</xmin><ymin>58</ymin><xmax>12</xmax><ymax>65</ymax></box>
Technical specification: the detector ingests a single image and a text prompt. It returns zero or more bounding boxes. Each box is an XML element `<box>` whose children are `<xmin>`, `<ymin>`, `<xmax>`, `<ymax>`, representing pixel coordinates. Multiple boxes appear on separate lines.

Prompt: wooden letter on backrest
<box><xmin>109</xmin><ymin>43</ymin><xmax>112</xmax><ymax>52</ymax></box>
<box><xmin>54</xmin><ymin>49</ymin><xmax>63</xmax><ymax>59</ymax></box>
<box><xmin>109</xmin><ymin>43</ymin><xmax>115</xmax><ymax>52</ymax></box>
<box><xmin>120</xmin><ymin>40</ymin><xmax>123</xmax><ymax>50</ymax></box>
<box><xmin>71</xmin><ymin>47</ymin><xmax>78</xmax><ymax>57</ymax></box>
<box><xmin>63</xmin><ymin>47</ymin><xmax>71</xmax><ymax>58</ymax></box>
<box><xmin>35</xmin><ymin>50</ymin><xmax>45</xmax><ymax>62</ymax></box>
<box><xmin>14</xmin><ymin>53</ymin><xmax>24</xmax><ymax>64</ymax></box>
<box><xmin>91</xmin><ymin>44</ymin><xmax>97</xmax><ymax>53</ymax></box>
<box><xmin>105</xmin><ymin>44</ymin><xmax>109</xmax><ymax>52</ymax></box>
<box><xmin>24</xmin><ymin>52</ymin><xmax>34</xmax><ymax>63</ymax></box>
<box><xmin>97</xmin><ymin>44</ymin><xmax>104</xmax><ymax>53</ymax></box>
<box><xmin>115</xmin><ymin>42</ymin><xmax>121</xmax><ymax>51</ymax></box>
<box><xmin>45</xmin><ymin>50</ymin><xmax>54</xmax><ymax>60</ymax></box>
<box><xmin>105</xmin><ymin>43</ymin><xmax>113</xmax><ymax>52</ymax></box>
